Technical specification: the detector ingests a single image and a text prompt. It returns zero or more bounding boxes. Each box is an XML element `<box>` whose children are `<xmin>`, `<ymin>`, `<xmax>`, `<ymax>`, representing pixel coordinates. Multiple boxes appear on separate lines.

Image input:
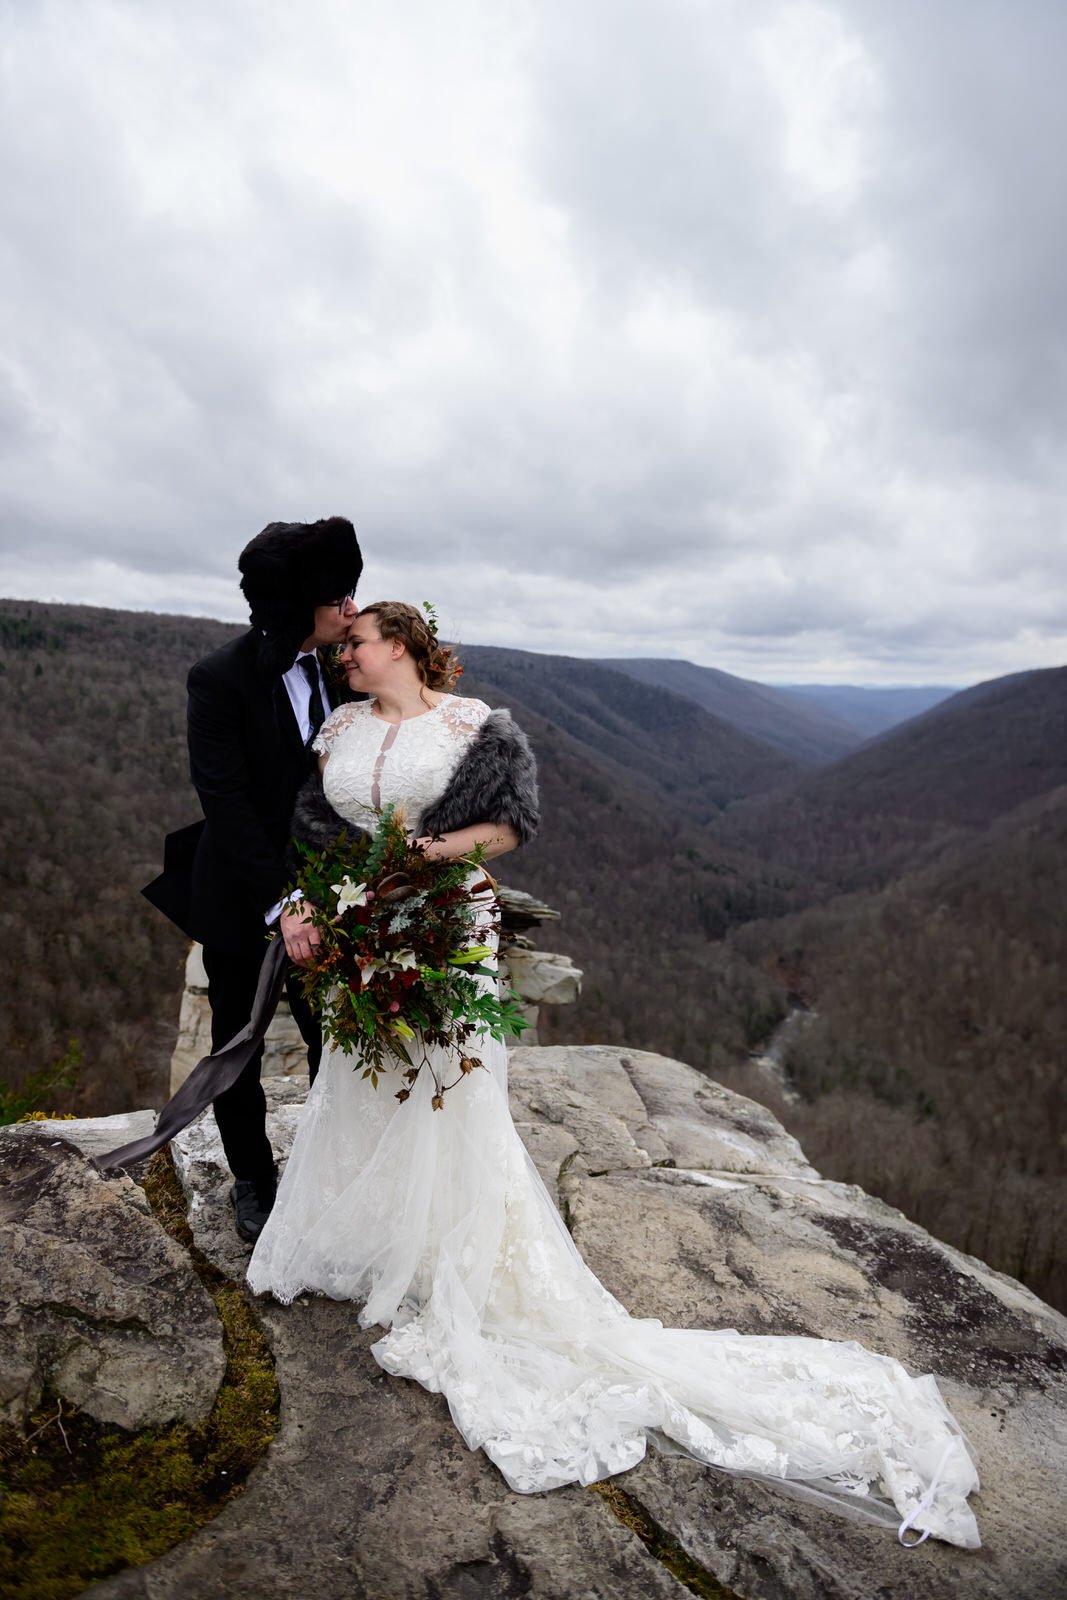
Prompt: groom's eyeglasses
<box><xmin>329</xmin><ymin>590</ymin><xmax>357</xmax><ymax>613</ymax></box>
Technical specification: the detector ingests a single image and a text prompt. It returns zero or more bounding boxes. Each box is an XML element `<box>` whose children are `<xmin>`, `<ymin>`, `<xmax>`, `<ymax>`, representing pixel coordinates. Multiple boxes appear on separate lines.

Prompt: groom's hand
<box><xmin>280</xmin><ymin>904</ymin><xmax>322</xmax><ymax>967</ymax></box>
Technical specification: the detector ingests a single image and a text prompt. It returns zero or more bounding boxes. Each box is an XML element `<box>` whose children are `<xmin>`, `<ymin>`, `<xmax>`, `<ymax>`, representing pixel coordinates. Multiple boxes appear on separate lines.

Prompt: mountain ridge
<box><xmin>774</xmin><ymin>682</ymin><xmax>957</xmax><ymax>738</ymax></box>
<box><xmin>596</xmin><ymin>655</ymin><xmax>864</xmax><ymax>764</ymax></box>
<box><xmin>459</xmin><ymin>644</ymin><xmax>802</xmax><ymax>818</ymax></box>
<box><xmin>717</xmin><ymin>663</ymin><xmax>1067</xmax><ymax>891</ymax></box>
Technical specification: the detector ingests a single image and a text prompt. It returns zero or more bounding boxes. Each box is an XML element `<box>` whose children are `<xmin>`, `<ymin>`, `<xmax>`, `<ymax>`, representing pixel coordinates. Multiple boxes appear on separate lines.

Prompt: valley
<box><xmin>2</xmin><ymin>595</ymin><xmax>1064</xmax><ymax>1310</ymax></box>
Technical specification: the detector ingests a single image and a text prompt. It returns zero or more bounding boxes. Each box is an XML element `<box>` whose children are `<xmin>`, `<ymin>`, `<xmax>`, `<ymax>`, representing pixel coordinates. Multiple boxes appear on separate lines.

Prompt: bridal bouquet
<box><xmin>287</xmin><ymin>806</ymin><xmax>529</xmax><ymax>1106</ymax></box>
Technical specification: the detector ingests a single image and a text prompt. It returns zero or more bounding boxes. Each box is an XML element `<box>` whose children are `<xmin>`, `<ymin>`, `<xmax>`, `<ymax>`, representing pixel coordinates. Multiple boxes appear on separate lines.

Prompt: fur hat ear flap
<box><xmin>255</xmin><ymin>618</ymin><xmax>316</xmax><ymax>677</ymax></box>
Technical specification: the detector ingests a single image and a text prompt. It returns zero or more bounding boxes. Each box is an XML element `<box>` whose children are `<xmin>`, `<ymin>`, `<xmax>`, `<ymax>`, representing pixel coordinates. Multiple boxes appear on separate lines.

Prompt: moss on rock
<box><xmin>0</xmin><ymin>1149</ymin><xmax>279</xmax><ymax>1600</ymax></box>
<box><xmin>590</xmin><ymin>1479</ymin><xmax>743</xmax><ymax>1600</ymax></box>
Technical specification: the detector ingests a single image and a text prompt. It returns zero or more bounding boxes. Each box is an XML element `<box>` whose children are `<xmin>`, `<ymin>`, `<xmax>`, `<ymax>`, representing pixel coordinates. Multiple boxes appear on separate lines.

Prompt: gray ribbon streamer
<box><xmin>96</xmin><ymin>937</ymin><xmax>290</xmax><ymax>1173</ymax></box>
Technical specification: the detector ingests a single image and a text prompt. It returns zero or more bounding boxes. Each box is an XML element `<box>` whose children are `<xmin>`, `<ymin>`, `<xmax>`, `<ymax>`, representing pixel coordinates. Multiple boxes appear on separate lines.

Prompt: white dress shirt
<box><xmin>282</xmin><ymin>648</ymin><xmax>331</xmax><ymax>743</ymax></box>
<box><xmin>265</xmin><ymin>649</ymin><xmax>332</xmax><ymax>924</ymax></box>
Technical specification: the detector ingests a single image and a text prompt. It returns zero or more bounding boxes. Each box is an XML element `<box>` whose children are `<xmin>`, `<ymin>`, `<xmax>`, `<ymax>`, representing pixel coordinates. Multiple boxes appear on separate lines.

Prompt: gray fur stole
<box><xmin>287</xmin><ymin>708</ymin><xmax>539</xmax><ymax>868</ymax></box>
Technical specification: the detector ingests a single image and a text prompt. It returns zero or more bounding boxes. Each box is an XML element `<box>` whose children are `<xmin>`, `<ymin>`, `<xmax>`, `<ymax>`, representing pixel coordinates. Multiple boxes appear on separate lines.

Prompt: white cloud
<box><xmin>0</xmin><ymin>0</ymin><xmax>1064</xmax><ymax>686</ymax></box>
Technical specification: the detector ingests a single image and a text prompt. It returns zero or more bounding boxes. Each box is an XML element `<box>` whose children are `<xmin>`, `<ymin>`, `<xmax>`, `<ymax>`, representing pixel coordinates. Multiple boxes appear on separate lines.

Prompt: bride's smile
<box><xmin>339</xmin><ymin>611</ymin><xmax>445</xmax><ymax>722</ymax></box>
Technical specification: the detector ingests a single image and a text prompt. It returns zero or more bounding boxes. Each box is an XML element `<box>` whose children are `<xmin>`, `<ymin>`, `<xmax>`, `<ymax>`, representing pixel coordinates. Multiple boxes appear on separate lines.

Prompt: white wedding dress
<box><xmin>248</xmin><ymin>695</ymin><xmax>981</xmax><ymax>1549</ymax></box>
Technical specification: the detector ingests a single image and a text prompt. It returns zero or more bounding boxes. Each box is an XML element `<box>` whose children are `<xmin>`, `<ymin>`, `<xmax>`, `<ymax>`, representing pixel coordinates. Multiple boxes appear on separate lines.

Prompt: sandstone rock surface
<box><xmin>515</xmin><ymin>1049</ymin><xmax>1067</xmax><ymax>1600</ymax></box>
<box><xmin>41</xmin><ymin>1047</ymin><xmax>1067</xmax><ymax>1598</ymax></box>
<box><xmin>0</xmin><ymin>1131</ymin><xmax>225</xmax><ymax>1431</ymax></box>
<box><xmin>8</xmin><ymin>1110</ymin><xmax>158</xmax><ymax>1161</ymax></box>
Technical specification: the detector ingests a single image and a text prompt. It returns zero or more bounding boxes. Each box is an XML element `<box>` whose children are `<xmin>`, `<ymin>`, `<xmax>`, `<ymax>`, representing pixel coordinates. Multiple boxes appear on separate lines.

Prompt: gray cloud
<box><xmin>0</xmin><ymin>0</ymin><xmax>1064</xmax><ymax>685</ymax></box>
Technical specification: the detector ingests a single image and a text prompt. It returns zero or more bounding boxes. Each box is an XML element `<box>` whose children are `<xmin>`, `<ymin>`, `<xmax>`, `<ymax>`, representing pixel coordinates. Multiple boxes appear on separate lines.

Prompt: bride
<box><xmin>247</xmin><ymin>602</ymin><xmax>981</xmax><ymax>1550</ymax></box>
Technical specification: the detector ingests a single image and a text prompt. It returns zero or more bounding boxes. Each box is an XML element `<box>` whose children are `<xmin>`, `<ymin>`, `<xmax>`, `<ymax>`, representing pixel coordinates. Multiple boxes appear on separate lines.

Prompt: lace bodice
<box><xmin>313</xmin><ymin>695</ymin><xmax>492</xmax><ymax>833</ymax></box>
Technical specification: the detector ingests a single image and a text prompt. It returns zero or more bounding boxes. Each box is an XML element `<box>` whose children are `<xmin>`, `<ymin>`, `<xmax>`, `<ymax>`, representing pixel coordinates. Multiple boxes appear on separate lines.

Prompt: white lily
<box><xmin>333</xmin><ymin>876</ymin><xmax>369</xmax><ymax>914</ymax></box>
<box><xmin>358</xmin><ymin>949</ymin><xmax>416</xmax><ymax>988</ymax></box>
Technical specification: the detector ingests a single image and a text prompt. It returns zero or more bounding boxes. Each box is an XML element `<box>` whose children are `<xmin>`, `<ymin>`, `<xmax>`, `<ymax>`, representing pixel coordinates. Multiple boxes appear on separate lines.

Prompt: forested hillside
<box><xmin>726</xmin><ymin>784</ymin><xmax>1067</xmax><ymax>1309</ymax></box>
<box><xmin>0</xmin><ymin>600</ymin><xmax>797</xmax><ymax>1117</ymax></box>
<box><xmin>718</xmin><ymin>665</ymin><xmax>1067</xmax><ymax>891</ymax></box>
<box><xmin>460</xmin><ymin>645</ymin><xmax>802</xmax><ymax>817</ymax></box>
<box><xmin>3</xmin><ymin>596</ymin><xmax>1065</xmax><ymax>1311</ymax></box>
<box><xmin>596</xmin><ymin>656</ymin><xmax>863</xmax><ymax>764</ymax></box>
<box><xmin>0</xmin><ymin>603</ymin><xmax>242</xmax><ymax>1115</ymax></box>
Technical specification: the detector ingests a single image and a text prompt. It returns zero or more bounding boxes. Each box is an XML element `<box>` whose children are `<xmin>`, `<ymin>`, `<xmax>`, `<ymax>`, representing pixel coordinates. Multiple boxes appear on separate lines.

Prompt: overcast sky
<box><xmin>2</xmin><ymin>0</ymin><xmax>1065</xmax><ymax>684</ymax></box>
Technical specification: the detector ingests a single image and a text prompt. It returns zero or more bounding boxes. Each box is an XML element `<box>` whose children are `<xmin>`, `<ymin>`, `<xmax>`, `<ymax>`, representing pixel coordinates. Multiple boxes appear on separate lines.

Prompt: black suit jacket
<box><xmin>144</xmin><ymin>630</ymin><xmax>357</xmax><ymax>951</ymax></box>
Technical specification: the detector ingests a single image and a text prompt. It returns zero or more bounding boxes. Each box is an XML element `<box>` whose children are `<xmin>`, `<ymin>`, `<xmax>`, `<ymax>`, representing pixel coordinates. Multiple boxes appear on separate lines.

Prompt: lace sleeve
<box><xmin>313</xmin><ymin>701</ymin><xmax>367</xmax><ymax>758</ymax></box>
<box><xmin>437</xmin><ymin>696</ymin><xmax>492</xmax><ymax>743</ymax></box>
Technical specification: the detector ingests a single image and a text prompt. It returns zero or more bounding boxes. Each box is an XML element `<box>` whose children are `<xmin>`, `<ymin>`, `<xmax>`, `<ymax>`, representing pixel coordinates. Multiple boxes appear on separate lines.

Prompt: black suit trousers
<box><xmin>203</xmin><ymin>937</ymin><xmax>322</xmax><ymax>1180</ymax></box>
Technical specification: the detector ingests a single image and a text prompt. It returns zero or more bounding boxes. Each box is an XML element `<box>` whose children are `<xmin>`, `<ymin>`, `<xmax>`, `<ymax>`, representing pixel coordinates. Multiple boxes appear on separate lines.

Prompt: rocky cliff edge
<box><xmin>4</xmin><ymin>1046</ymin><xmax>1066</xmax><ymax>1600</ymax></box>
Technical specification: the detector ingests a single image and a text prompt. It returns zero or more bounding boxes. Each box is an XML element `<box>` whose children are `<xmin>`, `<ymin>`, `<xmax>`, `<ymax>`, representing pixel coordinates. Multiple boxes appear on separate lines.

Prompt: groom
<box><xmin>144</xmin><ymin>516</ymin><xmax>363</xmax><ymax>1242</ymax></box>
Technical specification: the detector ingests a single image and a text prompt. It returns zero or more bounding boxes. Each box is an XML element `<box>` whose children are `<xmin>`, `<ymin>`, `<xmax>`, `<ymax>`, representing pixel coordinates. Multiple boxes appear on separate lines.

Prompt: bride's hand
<box><xmin>280</xmin><ymin>902</ymin><xmax>322</xmax><ymax>966</ymax></box>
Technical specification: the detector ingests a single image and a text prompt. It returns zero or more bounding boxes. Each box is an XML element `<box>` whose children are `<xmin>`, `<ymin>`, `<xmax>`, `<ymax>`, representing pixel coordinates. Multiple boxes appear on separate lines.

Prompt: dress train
<box><xmin>248</xmin><ymin>1035</ymin><xmax>980</xmax><ymax>1548</ymax></box>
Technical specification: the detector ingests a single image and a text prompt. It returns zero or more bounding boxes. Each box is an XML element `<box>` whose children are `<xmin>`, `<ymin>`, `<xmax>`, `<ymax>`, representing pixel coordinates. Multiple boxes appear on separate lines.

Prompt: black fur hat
<box><xmin>238</xmin><ymin>516</ymin><xmax>362</xmax><ymax>674</ymax></box>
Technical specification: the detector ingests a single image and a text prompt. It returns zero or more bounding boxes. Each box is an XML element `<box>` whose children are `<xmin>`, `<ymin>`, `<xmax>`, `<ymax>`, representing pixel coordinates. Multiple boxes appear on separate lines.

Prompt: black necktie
<box><xmin>298</xmin><ymin>655</ymin><xmax>326</xmax><ymax>743</ymax></box>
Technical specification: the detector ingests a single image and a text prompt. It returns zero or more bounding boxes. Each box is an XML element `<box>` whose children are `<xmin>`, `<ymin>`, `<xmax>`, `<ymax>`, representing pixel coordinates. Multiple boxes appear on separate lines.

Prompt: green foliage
<box><xmin>289</xmin><ymin>808</ymin><xmax>529</xmax><ymax>1104</ymax></box>
<box><xmin>362</xmin><ymin>799</ymin><xmax>401</xmax><ymax>877</ymax></box>
<box><xmin>0</xmin><ymin>1039</ymin><xmax>81</xmax><ymax>1126</ymax></box>
<box><xmin>0</xmin><ymin>1150</ymin><xmax>278</xmax><ymax>1600</ymax></box>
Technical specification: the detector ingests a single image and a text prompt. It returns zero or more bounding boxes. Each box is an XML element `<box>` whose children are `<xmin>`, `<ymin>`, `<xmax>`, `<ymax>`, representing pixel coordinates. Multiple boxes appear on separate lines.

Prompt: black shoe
<box><xmin>231</xmin><ymin>1165</ymin><xmax>278</xmax><ymax>1244</ymax></box>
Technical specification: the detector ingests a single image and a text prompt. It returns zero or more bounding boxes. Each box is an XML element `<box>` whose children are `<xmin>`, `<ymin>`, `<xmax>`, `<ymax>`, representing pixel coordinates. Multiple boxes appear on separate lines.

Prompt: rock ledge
<box><xmin>7</xmin><ymin>1046</ymin><xmax>1065</xmax><ymax>1600</ymax></box>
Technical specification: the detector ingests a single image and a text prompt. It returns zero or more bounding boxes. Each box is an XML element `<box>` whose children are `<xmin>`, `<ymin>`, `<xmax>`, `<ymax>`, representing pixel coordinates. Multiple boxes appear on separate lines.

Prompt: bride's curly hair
<box><xmin>357</xmin><ymin>602</ymin><xmax>462</xmax><ymax>694</ymax></box>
